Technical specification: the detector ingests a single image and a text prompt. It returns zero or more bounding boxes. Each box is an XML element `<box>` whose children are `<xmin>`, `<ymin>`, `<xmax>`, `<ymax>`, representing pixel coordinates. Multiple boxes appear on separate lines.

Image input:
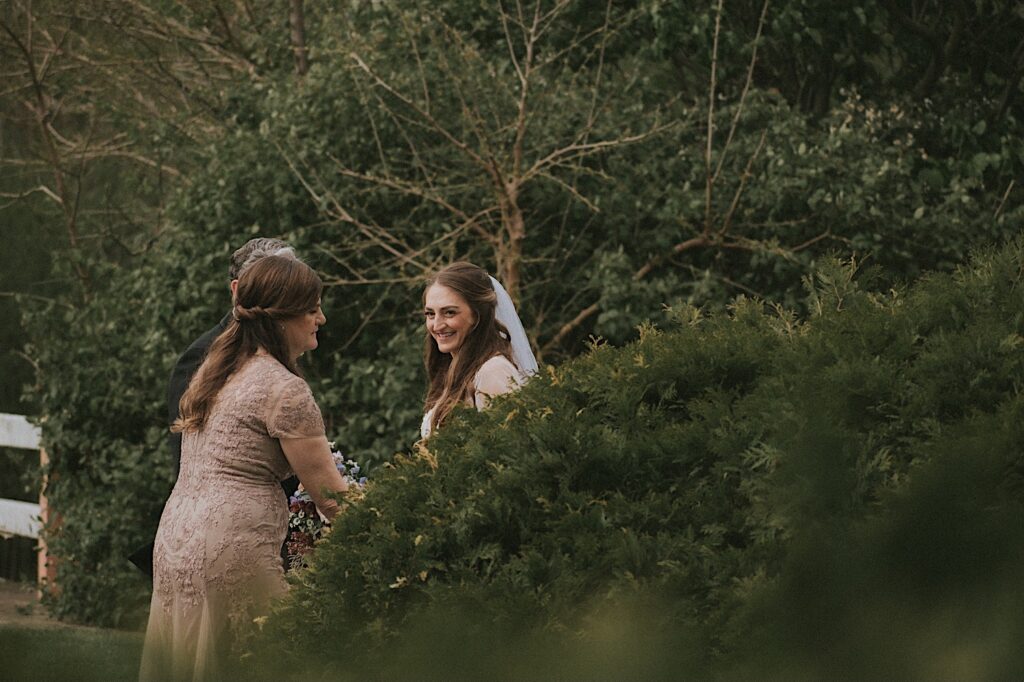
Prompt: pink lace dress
<box><xmin>139</xmin><ymin>353</ymin><xmax>324</xmax><ymax>681</ymax></box>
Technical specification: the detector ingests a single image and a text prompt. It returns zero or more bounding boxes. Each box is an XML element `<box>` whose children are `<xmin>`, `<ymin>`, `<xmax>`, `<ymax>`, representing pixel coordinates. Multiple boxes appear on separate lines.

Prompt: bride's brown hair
<box><xmin>173</xmin><ymin>255</ymin><xmax>323</xmax><ymax>433</ymax></box>
<box><xmin>423</xmin><ymin>262</ymin><xmax>512</xmax><ymax>433</ymax></box>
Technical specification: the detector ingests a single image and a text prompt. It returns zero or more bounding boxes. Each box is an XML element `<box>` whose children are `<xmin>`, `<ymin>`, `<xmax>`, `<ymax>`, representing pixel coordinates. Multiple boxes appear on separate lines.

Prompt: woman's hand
<box><xmin>280</xmin><ymin>435</ymin><xmax>348</xmax><ymax>521</ymax></box>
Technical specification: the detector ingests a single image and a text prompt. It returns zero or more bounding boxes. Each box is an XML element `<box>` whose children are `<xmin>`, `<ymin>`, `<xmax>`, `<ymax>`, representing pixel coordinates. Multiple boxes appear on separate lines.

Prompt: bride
<box><xmin>420</xmin><ymin>262</ymin><xmax>538</xmax><ymax>438</ymax></box>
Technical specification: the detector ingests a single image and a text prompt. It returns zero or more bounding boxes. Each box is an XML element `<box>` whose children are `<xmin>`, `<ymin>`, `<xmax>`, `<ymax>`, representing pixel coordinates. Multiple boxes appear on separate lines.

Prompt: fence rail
<box><xmin>0</xmin><ymin>413</ymin><xmax>42</xmax><ymax>540</ymax></box>
<box><xmin>0</xmin><ymin>412</ymin><xmax>50</xmax><ymax>590</ymax></box>
<box><xmin>0</xmin><ymin>412</ymin><xmax>41</xmax><ymax>451</ymax></box>
<box><xmin>0</xmin><ymin>499</ymin><xmax>41</xmax><ymax>539</ymax></box>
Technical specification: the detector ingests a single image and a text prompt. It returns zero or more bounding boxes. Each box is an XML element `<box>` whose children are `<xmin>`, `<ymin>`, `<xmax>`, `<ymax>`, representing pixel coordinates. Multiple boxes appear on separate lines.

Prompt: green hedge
<box><xmin>21</xmin><ymin>1</ymin><xmax>1024</xmax><ymax>630</ymax></box>
<box><xmin>23</xmin><ymin>254</ymin><xmax>189</xmax><ymax>627</ymax></box>
<box><xmin>257</xmin><ymin>237</ymin><xmax>1024</xmax><ymax>679</ymax></box>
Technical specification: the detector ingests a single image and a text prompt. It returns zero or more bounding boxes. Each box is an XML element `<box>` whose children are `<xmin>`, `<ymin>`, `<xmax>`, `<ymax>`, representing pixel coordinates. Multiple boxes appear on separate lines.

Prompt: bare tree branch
<box><xmin>0</xmin><ymin>12</ymin><xmax>91</xmax><ymax>293</ymax></box>
<box><xmin>995</xmin><ymin>179</ymin><xmax>1015</xmax><ymax>220</ymax></box>
<box><xmin>704</xmin><ymin>0</ymin><xmax>724</xmax><ymax>235</ymax></box>
<box><xmin>543</xmin><ymin>302</ymin><xmax>599</xmax><ymax>353</ymax></box>
<box><xmin>719</xmin><ymin>127</ymin><xmax>768</xmax><ymax>236</ymax></box>
<box><xmin>349</xmin><ymin>51</ymin><xmax>492</xmax><ymax>173</ymax></box>
<box><xmin>0</xmin><ymin>184</ymin><xmax>62</xmax><ymax>206</ymax></box>
<box><xmin>713</xmin><ymin>0</ymin><xmax>769</xmax><ymax>184</ymax></box>
<box><xmin>521</xmin><ymin>124</ymin><xmax>672</xmax><ymax>183</ymax></box>
<box><xmin>275</xmin><ymin>142</ymin><xmax>433</xmax><ymax>272</ymax></box>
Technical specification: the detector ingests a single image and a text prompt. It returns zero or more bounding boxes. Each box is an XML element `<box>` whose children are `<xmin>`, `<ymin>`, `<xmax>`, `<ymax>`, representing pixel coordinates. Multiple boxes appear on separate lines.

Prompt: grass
<box><xmin>0</xmin><ymin>625</ymin><xmax>144</xmax><ymax>682</ymax></box>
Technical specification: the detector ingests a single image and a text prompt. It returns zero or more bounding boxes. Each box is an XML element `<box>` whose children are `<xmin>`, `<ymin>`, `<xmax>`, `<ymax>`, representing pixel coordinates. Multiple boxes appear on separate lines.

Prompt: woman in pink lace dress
<box><xmin>139</xmin><ymin>255</ymin><xmax>348</xmax><ymax>681</ymax></box>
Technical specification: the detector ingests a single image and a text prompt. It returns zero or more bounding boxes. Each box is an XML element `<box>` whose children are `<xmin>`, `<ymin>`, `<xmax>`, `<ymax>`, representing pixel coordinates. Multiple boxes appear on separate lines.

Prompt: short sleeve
<box><xmin>473</xmin><ymin>356</ymin><xmax>524</xmax><ymax>409</ymax></box>
<box><xmin>266</xmin><ymin>376</ymin><xmax>326</xmax><ymax>440</ymax></box>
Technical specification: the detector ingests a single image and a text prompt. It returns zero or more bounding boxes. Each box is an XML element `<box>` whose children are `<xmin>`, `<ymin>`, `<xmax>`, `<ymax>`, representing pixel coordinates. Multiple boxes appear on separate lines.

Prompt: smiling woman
<box><xmin>424</xmin><ymin>285</ymin><xmax>475</xmax><ymax>356</ymax></box>
<box><xmin>420</xmin><ymin>262</ymin><xmax>537</xmax><ymax>438</ymax></box>
<box><xmin>140</xmin><ymin>255</ymin><xmax>348</xmax><ymax>681</ymax></box>
<box><xmin>281</xmin><ymin>299</ymin><xmax>326</xmax><ymax>359</ymax></box>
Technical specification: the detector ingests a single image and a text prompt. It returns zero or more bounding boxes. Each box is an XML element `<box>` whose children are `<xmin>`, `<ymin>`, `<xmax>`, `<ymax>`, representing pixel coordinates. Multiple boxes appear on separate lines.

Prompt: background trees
<box><xmin>0</xmin><ymin>0</ymin><xmax>1021</xmax><ymax>626</ymax></box>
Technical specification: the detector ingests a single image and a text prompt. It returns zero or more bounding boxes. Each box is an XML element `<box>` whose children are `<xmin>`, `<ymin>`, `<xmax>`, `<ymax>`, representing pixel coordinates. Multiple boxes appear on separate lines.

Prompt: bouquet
<box><xmin>285</xmin><ymin>443</ymin><xmax>367</xmax><ymax>570</ymax></box>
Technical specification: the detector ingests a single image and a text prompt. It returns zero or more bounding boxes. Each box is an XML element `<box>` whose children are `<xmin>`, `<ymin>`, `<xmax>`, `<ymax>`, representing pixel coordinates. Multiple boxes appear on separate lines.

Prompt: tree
<box><xmin>5</xmin><ymin>0</ymin><xmax>1023</xmax><ymax>626</ymax></box>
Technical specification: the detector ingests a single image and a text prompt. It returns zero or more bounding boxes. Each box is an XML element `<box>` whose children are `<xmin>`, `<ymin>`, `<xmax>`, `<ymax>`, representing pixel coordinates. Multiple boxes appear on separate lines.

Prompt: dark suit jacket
<box><xmin>166</xmin><ymin>314</ymin><xmax>232</xmax><ymax>476</ymax></box>
<box><xmin>129</xmin><ymin>313</ymin><xmax>299</xmax><ymax>576</ymax></box>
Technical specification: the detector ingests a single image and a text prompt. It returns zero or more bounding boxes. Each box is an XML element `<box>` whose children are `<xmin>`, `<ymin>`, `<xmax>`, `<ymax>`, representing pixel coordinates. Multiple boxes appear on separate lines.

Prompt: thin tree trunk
<box><xmin>496</xmin><ymin>180</ymin><xmax>525</xmax><ymax>304</ymax></box>
<box><xmin>289</xmin><ymin>0</ymin><xmax>309</xmax><ymax>76</ymax></box>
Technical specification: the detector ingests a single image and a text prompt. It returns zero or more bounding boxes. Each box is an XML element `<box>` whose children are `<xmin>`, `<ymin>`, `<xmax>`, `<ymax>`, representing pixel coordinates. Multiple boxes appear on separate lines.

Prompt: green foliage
<box><xmin>21</xmin><ymin>254</ymin><xmax>186</xmax><ymax>627</ymax></box>
<box><xmin>643</xmin><ymin>0</ymin><xmax>1024</xmax><ymax>118</ymax></box>
<box><xmin>0</xmin><ymin>197</ymin><xmax>63</xmax><ymax>414</ymax></box>
<box><xmin>258</xmin><ymin>237</ymin><xmax>1024</xmax><ymax>676</ymax></box>
<box><xmin>10</xmin><ymin>0</ymin><xmax>1024</xmax><ymax>629</ymax></box>
<box><xmin>0</xmin><ymin>625</ymin><xmax>144</xmax><ymax>682</ymax></box>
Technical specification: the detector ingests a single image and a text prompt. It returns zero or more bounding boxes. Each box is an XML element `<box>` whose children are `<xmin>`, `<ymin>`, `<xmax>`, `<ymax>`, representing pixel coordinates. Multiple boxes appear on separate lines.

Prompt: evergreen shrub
<box><xmin>260</xmin><ymin>236</ymin><xmax>1024</xmax><ymax>678</ymax></box>
<box><xmin>24</xmin><ymin>2</ymin><xmax>1024</xmax><ymax>629</ymax></box>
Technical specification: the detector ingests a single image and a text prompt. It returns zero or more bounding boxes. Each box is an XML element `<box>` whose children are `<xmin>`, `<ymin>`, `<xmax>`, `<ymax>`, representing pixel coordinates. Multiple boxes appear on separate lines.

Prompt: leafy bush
<box><xmin>258</xmin><ymin>235</ymin><xmax>1024</xmax><ymax>678</ymax></box>
<box><xmin>19</xmin><ymin>1</ymin><xmax>1024</xmax><ymax>630</ymax></box>
<box><xmin>22</xmin><ymin>254</ymin><xmax>187</xmax><ymax>627</ymax></box>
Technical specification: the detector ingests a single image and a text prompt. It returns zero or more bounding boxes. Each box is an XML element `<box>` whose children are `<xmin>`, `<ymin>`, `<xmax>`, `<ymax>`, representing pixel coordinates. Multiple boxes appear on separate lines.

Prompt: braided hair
<box><xmin>174</xmin><ymin>255</ymin><xmax>322</xmax><ymax>433</ymax></box>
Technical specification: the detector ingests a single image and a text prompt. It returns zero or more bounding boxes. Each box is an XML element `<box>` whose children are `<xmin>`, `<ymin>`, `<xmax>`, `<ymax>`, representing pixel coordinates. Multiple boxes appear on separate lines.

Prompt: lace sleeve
<box><xmin>266</xmin><ymin>376</ymin><xmax>326</xmax><ymax>440</ymax></box>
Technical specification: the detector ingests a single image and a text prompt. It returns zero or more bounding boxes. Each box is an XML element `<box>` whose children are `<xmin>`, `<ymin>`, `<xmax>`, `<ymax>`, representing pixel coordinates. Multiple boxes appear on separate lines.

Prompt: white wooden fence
<box><xmin>0</xmin><ymin>413</ymin><xmax>41</xmax><ymax>538</ymax></box>
<box><xmin>0</xmin><ymin>412</ymin><xmax>49</xmax><ymax>587</ymax></box>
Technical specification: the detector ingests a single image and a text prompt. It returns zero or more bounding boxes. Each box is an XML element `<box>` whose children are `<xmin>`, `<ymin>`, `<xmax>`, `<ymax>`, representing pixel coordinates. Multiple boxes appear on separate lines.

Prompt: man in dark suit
<box><xmin>129</xmin><ymin>237</ymin><xmax>302</xmax><ymax>576</ymax></box>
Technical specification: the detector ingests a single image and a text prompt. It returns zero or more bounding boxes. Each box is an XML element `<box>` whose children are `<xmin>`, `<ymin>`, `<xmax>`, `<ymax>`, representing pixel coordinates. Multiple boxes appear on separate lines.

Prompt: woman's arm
<box><xmin>473</xmin><ymin>356</ymin><xmax>524</xmax><ymax>409</ymax></box>
<box><xmin>280</xmin><ymin>435</ymin><xmax>349</xmax><ymax>521</ymax></box>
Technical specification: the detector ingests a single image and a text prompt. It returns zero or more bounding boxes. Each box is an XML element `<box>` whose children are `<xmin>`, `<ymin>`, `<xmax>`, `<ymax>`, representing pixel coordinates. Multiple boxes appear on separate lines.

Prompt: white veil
<box><xmin>489</xmin><ymin>275</ymin><xmax>538</xmax><ymax>376</ymax></box>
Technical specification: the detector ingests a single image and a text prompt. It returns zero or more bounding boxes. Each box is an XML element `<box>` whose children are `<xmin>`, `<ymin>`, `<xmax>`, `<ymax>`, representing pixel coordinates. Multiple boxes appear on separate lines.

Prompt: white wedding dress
<box><xmin>420</xmin><ymin>355</ymin><xmax>525</xmax><ymax>438</ymax></box>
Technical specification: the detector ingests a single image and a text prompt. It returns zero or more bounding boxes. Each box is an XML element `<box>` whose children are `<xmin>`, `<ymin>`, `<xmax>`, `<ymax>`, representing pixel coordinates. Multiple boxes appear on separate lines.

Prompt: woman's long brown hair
<box><xmin>423</xmin><ymin>262</ymin><xmax>513</xmax><ymax>433</ymax></box>
<box><xmin>173</xmin><ymin>255</ymin><xmax>323</xmax><ymax>433</ymax></box>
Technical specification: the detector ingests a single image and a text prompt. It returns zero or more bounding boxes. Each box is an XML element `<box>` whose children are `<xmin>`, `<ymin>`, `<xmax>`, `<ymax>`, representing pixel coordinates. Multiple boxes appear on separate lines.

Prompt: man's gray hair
<box><xmin>229</xmin><ymin>237</ymin><xmax>297</xmax><ymax>280</ymax></box>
